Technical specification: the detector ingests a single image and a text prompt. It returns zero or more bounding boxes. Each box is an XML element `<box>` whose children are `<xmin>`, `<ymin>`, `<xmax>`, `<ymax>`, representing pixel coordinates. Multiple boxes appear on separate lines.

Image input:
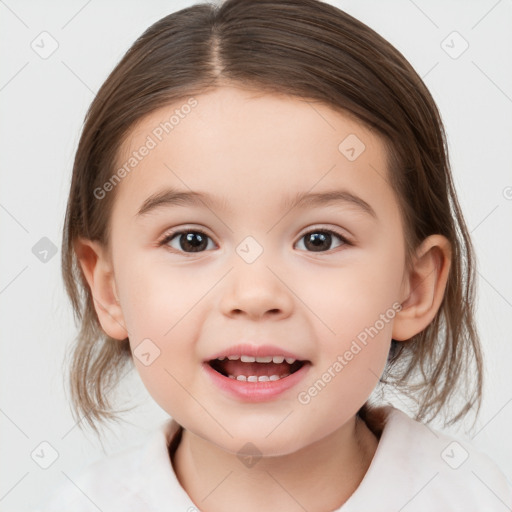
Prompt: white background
<box><xmin>1</xmin><ymin>0</ymin><xmax>511</xmax><ymax>510</ymax></box>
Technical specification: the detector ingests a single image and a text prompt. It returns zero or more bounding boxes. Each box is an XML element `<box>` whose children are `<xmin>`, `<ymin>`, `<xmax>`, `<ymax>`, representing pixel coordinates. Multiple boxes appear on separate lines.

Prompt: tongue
<box><xmin>221</xmin><ymin>360</ymin><xmax>292</xmax><ymax>377</ymax></box>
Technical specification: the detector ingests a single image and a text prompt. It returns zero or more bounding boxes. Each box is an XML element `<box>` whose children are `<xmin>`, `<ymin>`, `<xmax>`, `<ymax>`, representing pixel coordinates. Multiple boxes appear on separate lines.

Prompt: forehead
<box><xmin>111</xmin><ymin>85</ymin><xmax>393</xmax><ymax>222</ymax></box>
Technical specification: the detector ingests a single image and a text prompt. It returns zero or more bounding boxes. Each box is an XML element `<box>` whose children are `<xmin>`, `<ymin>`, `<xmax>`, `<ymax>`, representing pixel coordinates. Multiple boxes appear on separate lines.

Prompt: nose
<box><xmin>219</xmin><ymin>259</ymin><xmax>294</xmax><ymax>321</ymax></box>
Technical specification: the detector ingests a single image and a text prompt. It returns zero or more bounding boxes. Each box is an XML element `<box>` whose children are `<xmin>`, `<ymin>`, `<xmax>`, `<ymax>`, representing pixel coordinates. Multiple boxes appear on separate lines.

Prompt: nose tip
<box><xmin>220</xmin><ymin>262</ymin><xmax>294</xmax><ymax>320</ymax></box>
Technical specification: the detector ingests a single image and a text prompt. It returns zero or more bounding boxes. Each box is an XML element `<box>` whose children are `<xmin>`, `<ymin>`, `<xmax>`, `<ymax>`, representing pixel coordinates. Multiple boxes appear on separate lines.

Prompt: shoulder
<box><xmin>34</xmin><ymin>419</ymin><xmax>184</xmax><ymax>512</ymax></box>
<box><xmin>343</xmin><ymin>405</ymin><xmax>512</xmax><ymax>511</ymax></box>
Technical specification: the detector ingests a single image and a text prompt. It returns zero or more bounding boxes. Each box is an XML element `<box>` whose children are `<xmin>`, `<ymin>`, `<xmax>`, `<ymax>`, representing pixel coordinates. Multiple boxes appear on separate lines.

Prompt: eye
<box><xmin>295</xmin><ymin>228</ymin><xmax>350</xmax><ymax>253</ymax></box>
<box><xmin>158</xmin><ymin>227</ymin><xmax>351</xmax><ymax>255</ymax></box>
<box><xmin>159</xmin><ymin>229</ymin><xmax>216</xmax><ymax>254</ymax></box>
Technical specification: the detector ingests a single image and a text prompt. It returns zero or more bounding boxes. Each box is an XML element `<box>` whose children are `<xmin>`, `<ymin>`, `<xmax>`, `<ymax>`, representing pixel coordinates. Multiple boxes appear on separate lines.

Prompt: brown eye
<box><xmin>296</xmin><ymin>229</ymin><xmax>349</xmax><ymax>252</ymax></box>
<box><xmin>160</xmin><ymin>230</ymin><xmax>215</xmax><ymax>253</ymax></box>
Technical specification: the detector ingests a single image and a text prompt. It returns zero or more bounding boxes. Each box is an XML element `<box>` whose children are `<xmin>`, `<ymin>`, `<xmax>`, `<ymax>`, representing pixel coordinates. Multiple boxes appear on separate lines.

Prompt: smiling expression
<box><xmin>105</xmin><ymin>85</ymin><xmax>408</xmax><ymax>455</ymax></box>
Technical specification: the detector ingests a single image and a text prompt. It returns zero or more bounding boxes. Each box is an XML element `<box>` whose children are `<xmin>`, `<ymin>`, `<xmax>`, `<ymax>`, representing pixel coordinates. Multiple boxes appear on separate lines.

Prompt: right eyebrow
<box><xmin>135</xmin><ymin>188</ymin><xmax>228</xmax><ymax>217</ymax></box>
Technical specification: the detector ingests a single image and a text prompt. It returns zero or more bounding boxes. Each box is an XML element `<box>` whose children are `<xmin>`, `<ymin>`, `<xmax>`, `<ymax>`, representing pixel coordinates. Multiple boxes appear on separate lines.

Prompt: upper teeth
<box><xmin>219</xmin><ymin>355</ymin><xmax>296</xmax><ymax>364</ymax></box>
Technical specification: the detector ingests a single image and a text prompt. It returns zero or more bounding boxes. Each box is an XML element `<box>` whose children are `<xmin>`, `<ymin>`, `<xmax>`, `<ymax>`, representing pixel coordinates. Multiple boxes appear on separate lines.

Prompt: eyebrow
<box><xmin>135</xmin><ymin>187</ymin><xmax>377</xmax><ymax>219</ymax></box>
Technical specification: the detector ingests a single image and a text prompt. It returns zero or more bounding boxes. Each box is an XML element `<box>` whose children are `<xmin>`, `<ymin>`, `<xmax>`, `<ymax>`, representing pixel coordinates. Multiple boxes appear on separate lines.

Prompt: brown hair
<box><xmin>61</xmin><ymin>0</ymin><xmax>483</xmax><ymax>437</ymax></box>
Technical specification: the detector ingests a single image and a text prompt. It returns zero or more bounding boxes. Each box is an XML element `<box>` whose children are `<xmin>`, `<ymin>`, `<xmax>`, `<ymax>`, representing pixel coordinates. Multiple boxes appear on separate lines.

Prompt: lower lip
<box><xmin>202</xmin><ymin>362</ymin><xmax>311</xmax><ymax>402</ymax></box>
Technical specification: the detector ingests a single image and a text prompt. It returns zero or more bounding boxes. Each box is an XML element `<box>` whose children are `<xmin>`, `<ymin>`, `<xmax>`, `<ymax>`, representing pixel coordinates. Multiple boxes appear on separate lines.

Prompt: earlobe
<box><xmin>392</xmin><ymin>235</ymin><xmax>451</xmax><ymax>342</ymax></box>
<box><xmin>74</xmin><ymin>237</ymin><xmax>128</xmax><ymax>340</ymax></box>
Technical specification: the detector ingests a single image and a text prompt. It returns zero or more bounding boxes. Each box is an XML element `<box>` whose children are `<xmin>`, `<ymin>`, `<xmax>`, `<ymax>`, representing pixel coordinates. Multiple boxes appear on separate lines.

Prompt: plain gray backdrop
<box><xmin>1</xmin><ymin>0</ymin><xmax>511</xmax><ymax>510</ymax></box>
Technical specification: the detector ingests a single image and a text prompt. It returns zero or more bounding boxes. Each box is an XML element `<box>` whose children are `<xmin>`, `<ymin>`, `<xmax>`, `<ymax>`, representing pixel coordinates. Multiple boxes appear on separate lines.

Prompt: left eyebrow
<box><xmin>135</xmin><ymin>187</ymin><xmax>377</xmax><ymax>219</ymax></box>
<box><xmin>282</xmin><ymin>189</ymin><xmax>377</xmax><ymax>219</ymax></box>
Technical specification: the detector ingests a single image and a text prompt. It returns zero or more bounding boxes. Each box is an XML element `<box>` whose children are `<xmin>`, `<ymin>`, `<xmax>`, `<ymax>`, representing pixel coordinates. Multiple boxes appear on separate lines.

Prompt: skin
<box><xmin>76</xmin><ymin>85</ymin><xmax>451</xmax><ymax>512</ymax></box>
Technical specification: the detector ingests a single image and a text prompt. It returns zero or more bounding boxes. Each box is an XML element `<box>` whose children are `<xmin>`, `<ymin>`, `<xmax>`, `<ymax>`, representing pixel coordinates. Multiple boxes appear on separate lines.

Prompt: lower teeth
<box><xmin>228</xmin><ymin>374</ymin><xmax>290</xmax><ymax>382</ymax></box>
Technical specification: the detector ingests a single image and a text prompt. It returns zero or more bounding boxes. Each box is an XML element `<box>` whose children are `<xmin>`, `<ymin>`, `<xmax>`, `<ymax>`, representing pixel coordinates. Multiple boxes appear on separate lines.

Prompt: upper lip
<box><xmin>205</xmin><ymin>343</ymin><xmax>308</xmax><ymax>362</ymax></box>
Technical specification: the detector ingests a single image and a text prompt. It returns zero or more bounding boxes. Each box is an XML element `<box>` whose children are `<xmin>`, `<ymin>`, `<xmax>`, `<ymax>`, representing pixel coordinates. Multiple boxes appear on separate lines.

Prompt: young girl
<box><xmin>39</xmin><ymin>0</ymin><xmax>511</xmax><ymax>510</ymax></box>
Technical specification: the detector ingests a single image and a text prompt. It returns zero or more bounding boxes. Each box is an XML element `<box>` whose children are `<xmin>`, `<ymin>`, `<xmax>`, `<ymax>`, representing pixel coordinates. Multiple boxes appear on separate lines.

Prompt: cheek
<box><xmin>296</xmin><ymin>248</ymin><xmax>403</xmax><ymax>344</ymax></box>
<box><xmin>115</xmin><ymin>258</ymin><xmax>214</xmax><ymax>413</ymax></box>
<box><xmin>116</xmin><ymin>255</ymin><xmax>213</xmax><ymax>338</ymax></box>
<box><xmin>293</xmin><ymin>239</ymin><xmax>403</xmax><ymax>398</ymax></box>
<box><xmin>127</xmin><ymin>310</ymin><xmax>202</xmax><ymax>419</ymax></box>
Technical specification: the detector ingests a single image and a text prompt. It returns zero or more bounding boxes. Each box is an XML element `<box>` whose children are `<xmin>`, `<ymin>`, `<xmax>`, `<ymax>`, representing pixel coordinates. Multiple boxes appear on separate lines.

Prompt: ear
<box><xmin>392</xmin><ymin>234</ymin><xmax>451</xmax><ymax>341</ymax></box>
<box><xmin>74</xmin><ymin>237</ymin><xmax>128</xmax><ymax>340</ymax></box>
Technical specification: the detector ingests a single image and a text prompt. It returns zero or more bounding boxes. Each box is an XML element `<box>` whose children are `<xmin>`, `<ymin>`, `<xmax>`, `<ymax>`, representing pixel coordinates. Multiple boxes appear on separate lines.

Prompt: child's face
<box><xmin>107</xmin><ymin>85</ymin><xmax>408</xmax><ymax>455</ymax></box>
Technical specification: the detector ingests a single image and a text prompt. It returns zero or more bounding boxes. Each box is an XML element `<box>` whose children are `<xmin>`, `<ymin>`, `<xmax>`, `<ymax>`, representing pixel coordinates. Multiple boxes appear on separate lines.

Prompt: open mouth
<box><xmin>208</xmin><ymin>355</ymin><xmax>308</xmax><ymax>382</ymax></box>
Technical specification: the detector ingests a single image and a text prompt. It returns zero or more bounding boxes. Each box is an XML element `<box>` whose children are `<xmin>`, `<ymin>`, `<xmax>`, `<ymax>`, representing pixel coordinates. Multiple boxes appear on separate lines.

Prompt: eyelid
<box><xmin>298</xmin><ymin>225</ymin><xmax>353</xmax><ymax>245</ymax></box>
<box><xmin>157</xmin><ymin>226</ymin><xmax>215</xmax><ymax>247</ymax></box>
<box><xmin>158</xmin><ymin>224</ymin><xmax>353</xmax><ymax>256</ymax></box>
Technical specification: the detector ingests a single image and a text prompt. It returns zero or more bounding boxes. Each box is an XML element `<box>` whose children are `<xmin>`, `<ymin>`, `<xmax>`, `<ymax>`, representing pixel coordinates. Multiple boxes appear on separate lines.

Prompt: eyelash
<box><xmin>157</xmin><ymin>227</ymin><xmax>352</xmax><ymax>255</ymax></box>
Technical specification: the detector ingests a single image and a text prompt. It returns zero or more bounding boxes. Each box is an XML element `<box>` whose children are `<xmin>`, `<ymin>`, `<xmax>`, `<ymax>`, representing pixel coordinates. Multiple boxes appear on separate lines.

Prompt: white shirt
<box><xmin>36</xmin><ymin>405</ymin><xmax>512</xmax><ymax>511</ymax></box>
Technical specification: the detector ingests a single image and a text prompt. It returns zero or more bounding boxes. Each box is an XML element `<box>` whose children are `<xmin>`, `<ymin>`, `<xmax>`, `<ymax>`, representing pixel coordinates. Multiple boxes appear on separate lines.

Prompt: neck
<box><xmin>171</xmin><ymin>414</ymin><xmax>379</xmax><ymax>512</ymax></box>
